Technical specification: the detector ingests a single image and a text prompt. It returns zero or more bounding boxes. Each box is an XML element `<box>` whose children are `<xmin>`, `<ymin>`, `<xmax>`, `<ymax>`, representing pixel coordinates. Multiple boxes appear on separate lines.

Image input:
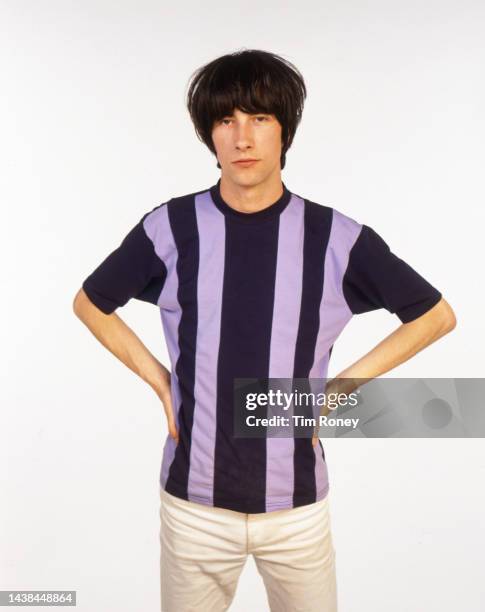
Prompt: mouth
<box><xmin>232</xmin><ymin>159</ymin><xmax>260</xmax><ymax>167</ymax></box>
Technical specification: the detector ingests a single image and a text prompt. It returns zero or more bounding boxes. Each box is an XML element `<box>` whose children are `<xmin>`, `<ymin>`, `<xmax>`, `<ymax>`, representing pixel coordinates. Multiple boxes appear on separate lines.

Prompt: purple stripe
<box><xmin>310</xmin><ymin>356</ymin><xmax>330</xmax><ymax>499</ymax></box>
<box><xmin>187</xmin><ymin>191</ymin><xmax>225</xmax><ymax>504</ymax></box>
<box><xmin>265</xmin><ymin>195</ymin><xmax>305</xmax><ymax>509</ymax></box>
<box><xmin>143</xmin><ymin>205</ymin><xmax>181</xmax><ymax>488</ymax></box>
<box><xmin>311</xmin><ymin>208</ymin><xmax>362</xmax><ymax>496</ymax></box>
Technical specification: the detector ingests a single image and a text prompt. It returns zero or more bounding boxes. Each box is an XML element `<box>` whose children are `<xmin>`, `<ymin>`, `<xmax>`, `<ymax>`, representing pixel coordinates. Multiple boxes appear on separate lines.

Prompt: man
<box><xmin>73</xmin><ymin>49</ymin><xmax>456</xmax><ymax>612</ymax></box>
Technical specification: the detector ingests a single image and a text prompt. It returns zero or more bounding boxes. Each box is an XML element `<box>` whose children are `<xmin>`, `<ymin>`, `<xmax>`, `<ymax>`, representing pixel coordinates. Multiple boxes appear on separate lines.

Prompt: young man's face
<box><xmin>211</xmin><ymin>108</ymin><xmax>283</xmax><ymax>187</ymax></box>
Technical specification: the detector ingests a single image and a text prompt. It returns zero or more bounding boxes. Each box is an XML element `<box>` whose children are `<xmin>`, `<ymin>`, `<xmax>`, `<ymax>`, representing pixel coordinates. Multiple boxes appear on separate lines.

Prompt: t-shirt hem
<box><xmin>82</xmin><ymin>279</ymin><xmax>118</xmax><ymax>314</ymax></box>
<box><xmin>161</xmin><ymin>478</ymin><xmax>330</xmax><ymax>514</ymax></box>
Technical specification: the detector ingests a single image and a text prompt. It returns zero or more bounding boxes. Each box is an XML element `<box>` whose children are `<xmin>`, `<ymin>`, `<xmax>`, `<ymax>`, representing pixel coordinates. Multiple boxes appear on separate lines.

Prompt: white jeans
<box><xmin>159</xmin><ymin>487</ymin><xmax>338</xmax><ymax>612</ymax></box>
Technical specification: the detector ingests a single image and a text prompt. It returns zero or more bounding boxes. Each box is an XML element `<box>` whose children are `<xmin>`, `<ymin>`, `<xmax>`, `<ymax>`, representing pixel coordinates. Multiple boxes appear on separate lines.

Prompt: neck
<box><xmin>219</xmin><ymin>171</ymin><xmax>284</xmax><ymax>214</ymax></box>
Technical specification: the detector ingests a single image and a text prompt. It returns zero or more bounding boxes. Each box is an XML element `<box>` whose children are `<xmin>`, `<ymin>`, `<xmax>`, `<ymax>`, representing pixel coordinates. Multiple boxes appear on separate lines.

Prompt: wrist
<box><xmin>145</xmin><ymin>362</ymin><xmax>171</xmax><ymax>398</ymax></box>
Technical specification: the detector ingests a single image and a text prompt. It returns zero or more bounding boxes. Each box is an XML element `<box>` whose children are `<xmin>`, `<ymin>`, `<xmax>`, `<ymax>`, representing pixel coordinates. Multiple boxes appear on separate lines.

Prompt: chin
<box><xmin>227</xmin><ymin>169</ymin><xmax>263</xmax><ymax>186</ymax></box>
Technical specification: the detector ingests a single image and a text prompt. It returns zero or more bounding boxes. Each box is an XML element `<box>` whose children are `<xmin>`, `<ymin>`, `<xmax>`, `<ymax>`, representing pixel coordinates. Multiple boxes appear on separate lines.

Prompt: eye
<box><xmin>220</xmin><ymin>118</ymin><xmax>232</xmax><ymax>125</ymax></box>
<box><xmin>255</xmin><ymin>115</ymin><xmax>269</xmax><ymax>122</ymax></box>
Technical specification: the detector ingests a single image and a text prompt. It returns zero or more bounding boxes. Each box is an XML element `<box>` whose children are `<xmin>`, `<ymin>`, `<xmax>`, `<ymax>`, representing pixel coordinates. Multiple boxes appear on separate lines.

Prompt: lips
<box><xmin>233</xmin><ymin>159</ymin><xmax>259</xmax><ymax>166</ymax></box>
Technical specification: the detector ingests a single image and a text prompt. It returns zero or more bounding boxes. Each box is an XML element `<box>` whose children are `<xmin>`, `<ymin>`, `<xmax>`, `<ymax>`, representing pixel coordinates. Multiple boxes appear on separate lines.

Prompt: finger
<box><xmin>168</xmin><ymin>421</ymin><xmax>179</xmax><ymax>441</ymax></box>
<box><xmin>163</xmin><ymin>409</ymin><xmax>178</xmax><ymax>440</ymax></box>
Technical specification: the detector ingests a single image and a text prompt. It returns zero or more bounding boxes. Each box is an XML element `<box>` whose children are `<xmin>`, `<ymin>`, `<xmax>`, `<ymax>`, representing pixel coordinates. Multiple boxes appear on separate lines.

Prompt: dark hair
<box><xmin>186</xmin><ymin>49</ymin><xmax>306</xmax><ymax>170</ymax></box>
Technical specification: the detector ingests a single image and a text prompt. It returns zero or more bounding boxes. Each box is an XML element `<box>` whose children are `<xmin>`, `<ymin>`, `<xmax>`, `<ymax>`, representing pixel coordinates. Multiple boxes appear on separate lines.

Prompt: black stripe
<box><xmin>164</xmin><ymin>195</ymin><xmax>199</xmax><ymax>500</ymax></box>
<box><xmin>292</xmin><ymin>201</ymin><xmax>333</xmax><ymax>507</ymax></box>
<box><xmin>214</xmin><ymin>217</ymin><xmax>280</xmax><ymax>513</ymax></box>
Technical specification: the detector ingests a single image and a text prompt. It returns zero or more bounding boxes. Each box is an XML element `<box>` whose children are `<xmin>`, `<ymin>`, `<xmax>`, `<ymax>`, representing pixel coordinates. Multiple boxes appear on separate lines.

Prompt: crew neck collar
<box><xmin>209</xmin><ymin>178</ymin><xmax>292</xmax><ymax>223</ymax></box>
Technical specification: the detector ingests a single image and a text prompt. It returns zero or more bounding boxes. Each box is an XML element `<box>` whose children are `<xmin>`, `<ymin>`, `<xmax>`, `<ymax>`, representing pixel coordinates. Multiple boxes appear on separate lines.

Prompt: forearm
<box><xmin>333</xmin><ymin>299</ymin><xmax>456</xmax><ymax>394</ymax></box>
<box><xmin>73</xmin><ymin>289</ymin><xmax>170</xmax><ymax>398</ymax></box>
<box><xmin>312</xmin><ymin>301</ymin><xmax>456</xmax><ymax>442</ymax></box>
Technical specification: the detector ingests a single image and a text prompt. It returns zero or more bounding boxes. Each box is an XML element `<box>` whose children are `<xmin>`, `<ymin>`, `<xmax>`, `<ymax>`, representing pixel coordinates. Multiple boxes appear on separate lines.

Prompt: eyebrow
<box><xmin>222</xmin><ymin>112</ymin><xmax>271</xmax><ymax>118</ymax></box>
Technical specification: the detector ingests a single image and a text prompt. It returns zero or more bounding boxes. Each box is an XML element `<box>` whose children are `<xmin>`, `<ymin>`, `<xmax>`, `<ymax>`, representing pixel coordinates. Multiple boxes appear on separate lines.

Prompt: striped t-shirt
<box><xmin>82</xmin><ymin>178</ymin><xmax>442</xmax><ymax>513</ymax></box>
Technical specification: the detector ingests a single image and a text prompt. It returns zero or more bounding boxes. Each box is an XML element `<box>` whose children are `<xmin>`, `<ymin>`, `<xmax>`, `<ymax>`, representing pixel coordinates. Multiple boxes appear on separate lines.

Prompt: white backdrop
<box><xmin>1</xmin><ymin>1</ymin><xmax>484</xmax><ymax>610</ymax></box>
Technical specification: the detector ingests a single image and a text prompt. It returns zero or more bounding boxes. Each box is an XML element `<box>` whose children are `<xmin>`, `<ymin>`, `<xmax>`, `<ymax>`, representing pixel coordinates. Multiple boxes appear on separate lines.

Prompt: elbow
<box><xmin>443</xmin><ymin>310</ymin><xmax>457</xmax><ymax>333</ymax></box>
<box><xmin>72</xmin><ymin>290</ymin><xmax>81</xmax><ymax>316</ymax></box>
<box><xmin>410</xmin><ymin>297</ymin><xmax>457</xmax><ymax>336</ymax></box>
<box><xmin>436</xmin><ymin>298</ymin><xmax>457</xmax><ymax>335</ymax></box>
<box><xmin>72</xmin><ymin>288</ymin><xmax>88</xmax><ymax>319</ymax></box>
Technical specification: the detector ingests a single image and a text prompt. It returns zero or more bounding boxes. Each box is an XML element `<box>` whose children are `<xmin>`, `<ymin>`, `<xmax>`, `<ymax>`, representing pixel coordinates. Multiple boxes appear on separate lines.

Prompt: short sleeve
<box><xmin>82</xmin><ymin>213</ymin><xmax>167</xmax><ymax>314</ymax></box>
<box><xmin>342</xmin><ymin>224</ymin><xmax>442</xmax><ymax>323</ymax></box>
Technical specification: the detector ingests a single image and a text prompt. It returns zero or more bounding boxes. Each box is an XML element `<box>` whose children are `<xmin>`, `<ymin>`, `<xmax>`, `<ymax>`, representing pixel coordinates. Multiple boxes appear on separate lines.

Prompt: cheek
<box><xmin>268</xmin><ymin>132</ymin><xmax>282</xmax><ymax>152</ymax></box>
<box><xmin>212</xmin><ymin>131</ymin><xmax>229</xmax><ymax>154</ymax></box>
<box><xmin>211</xmin><ymin>131</ymin><xmax>220</xmax><ymax>150</ymax></box>
<box><xmin>212</xmin><ymin>127</ymin><xmax>224</xmax><ymax>146</ymax></box>
<box><xmin>268</xmin><ymin>125</ymin><xmax>282</xmax><ymax>145</ymax></box>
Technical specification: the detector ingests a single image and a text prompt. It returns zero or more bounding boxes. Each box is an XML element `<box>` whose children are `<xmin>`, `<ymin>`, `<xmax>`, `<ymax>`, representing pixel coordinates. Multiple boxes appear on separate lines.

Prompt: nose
<box><xmin>234</xmin><ymin>120</ymin><xmax>254</xmax><ymax>151</ymax></box>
